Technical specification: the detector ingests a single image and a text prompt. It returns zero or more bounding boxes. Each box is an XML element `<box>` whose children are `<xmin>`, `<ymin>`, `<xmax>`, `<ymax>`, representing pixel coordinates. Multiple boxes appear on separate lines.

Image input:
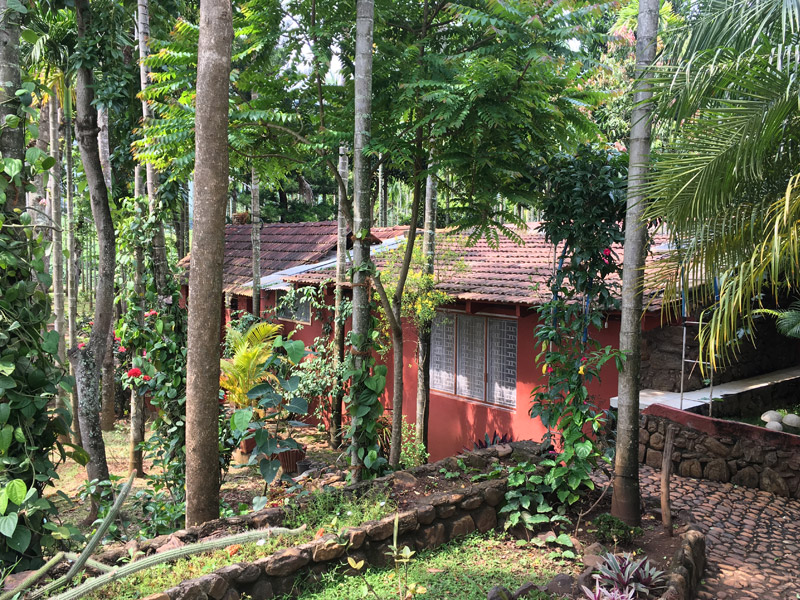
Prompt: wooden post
<box><xmin>660</xmin><ymin>425</ymin><xmax>678</xmax><ymax>536</ymax></box>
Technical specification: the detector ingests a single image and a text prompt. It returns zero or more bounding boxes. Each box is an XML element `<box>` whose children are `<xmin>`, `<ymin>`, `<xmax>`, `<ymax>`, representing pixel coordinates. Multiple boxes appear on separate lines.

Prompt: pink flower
<box><xmin>38</xmin><ymin>198</ymin><xmax>47</xmax><ymax>206</ymax></box>
<box><xmin>114</xmin><ymin>336</ymin><xmax>121</xmax><ymax>342</ymax></box>
<box><xmin>118</xmin><ymin>346</ymin><xmax>126</xmax><ymax>353</ymax></box>
<box><xmin>546</xmin><ymin>366</ymin><xmax>554</xmax><ymax>374</ymax></box>
<box><xmin>142</xmin><ymin>350</ymin><xmax>147</xmax><ymax>357</ymax></box>
<box><xmin>127</xmin><ymin>367</ymin><xmax>142</xmax><ymax>378</ymax></box>
<box><xmin>89</xmin><ymin>321</ymin><xmax>94</xmax><ymax>325</ymax></box>
<box><xmin>142</xmin><ymin>375</ymin><xmax>151</xmax><ymax>381</ymax></box>
<box><xmin>603</xmin><ymin>248</ymin><xmax>612</xmax><ymax>256</ymax></box>
<box><xmin>78</xmin><ymin>342</ymin><xmax>85</xmax><ymax>349</ymax></box>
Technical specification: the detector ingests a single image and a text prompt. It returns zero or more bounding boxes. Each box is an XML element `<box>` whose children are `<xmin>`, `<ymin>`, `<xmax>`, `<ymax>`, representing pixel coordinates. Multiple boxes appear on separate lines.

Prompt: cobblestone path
<box><xmin>637</xmin><ymin>465</ymin><xmax>800</xmax><ymax>599</ymax></box>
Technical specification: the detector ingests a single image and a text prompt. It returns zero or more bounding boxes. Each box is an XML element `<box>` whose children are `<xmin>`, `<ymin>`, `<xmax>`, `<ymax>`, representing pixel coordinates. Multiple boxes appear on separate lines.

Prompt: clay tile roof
<box><xmin>177</xmin><ymin>222</ymin><xmax>409</xmax><ymax>296</ymax></box>
<box><xmin>286</xmin><ymin>224</ymin><xmax>670</xmax><ymax>310</ymax></box>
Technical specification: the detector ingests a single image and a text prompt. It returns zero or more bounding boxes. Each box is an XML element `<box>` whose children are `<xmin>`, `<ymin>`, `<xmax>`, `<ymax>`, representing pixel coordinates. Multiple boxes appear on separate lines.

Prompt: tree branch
<box><xmin>372</xmin><ymin>272</ymin><xmax>401</xmax><ymax>335</ymax></box>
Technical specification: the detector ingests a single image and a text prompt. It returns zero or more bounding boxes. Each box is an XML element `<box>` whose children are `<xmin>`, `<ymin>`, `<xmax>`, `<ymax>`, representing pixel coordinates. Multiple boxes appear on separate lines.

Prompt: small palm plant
<box><xmin>219</xmin><ymin>321</ymin><xmax>282</xmax><ymax>407</ymax></box>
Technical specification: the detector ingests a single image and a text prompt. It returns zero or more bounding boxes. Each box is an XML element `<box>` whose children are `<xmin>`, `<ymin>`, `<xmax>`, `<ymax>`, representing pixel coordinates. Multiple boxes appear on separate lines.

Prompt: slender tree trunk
<box><xmin>33</xmin><ymin>101</ymin><xmax>50</xmax><ymax>235</ymax></box>
<box><xmin>185</xmin><ymin>0</ymin><xmax>232</xmax><ymax>526</ymax></box>
<box><xmin>70</xmin><ymin>0</ymin><xmax>114</xmax><ymax>521</ymax></box>
<box><xmin>416</xmin><ymin>163</ymin><xmax>437</xmax><ymax>449</ymax></box>
<box><xmin>50</xmin><ymin>99</ymin><xmax>67</xmax><ymax>399</ymax></box>
<box><xmin>98</xmin><ymin>105</ymin><xmax>116</xmax><ymax>434</ymax></box>
<box><xmin>98</xmin><ymin>106</ymin><xmax>111</xmax><ymax>192</ymax></box>
<box><xmin>129</xmin><ymin>238</ymin><xmax>146</xmax><ymax>476</ymax></box>
<box><xmin>182</xmin><ymin>190</ymin><xmax>190</xmax><ymax>256</ymax></box>
<box><xmin>611</xmin><ymin>0</ymin><xmax>659</xmax><ymax>527</ymax></box>
<box><xmin>379</xmin><ymin>158</ymin><xmax>388</xmax><ymax>227</ymax></box>
<box><xmin>350</xmin><ymin>0</ymin><xmax>376</xmax><ymax>481</ymax></box>
<box><xmin>332</xmin><ymin>146</ymin><xmax>348</xmax><ymax>449</ymax></box>
<box><xmin>137</xmin><ymin>0</ymin><xmax>169</xmax><ymax>295</ymax></box>
<box><xmin>64</xmin><ymin>93</ymin><xmax>82</xmax><ymax>446</ymax></box>
<box><xmin>0</xmin><ymin>0</ymin><xmax>23</xmax><ymax>213</ymax></box>
<box><xmin>251</xmin><ymin>166</ymin><xmax>261</xmax><ymax>317</ymax></box>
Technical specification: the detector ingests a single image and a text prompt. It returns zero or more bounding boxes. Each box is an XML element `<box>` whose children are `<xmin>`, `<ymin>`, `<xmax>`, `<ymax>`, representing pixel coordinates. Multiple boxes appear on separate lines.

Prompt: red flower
<box><xmin>603</xmin><ymin>248</ymin><xmax>612</xmax><ymax>257</ymax></box>
<box><xmin>118</xmin><ymin>346</ymin><xmax>126</xmax><ymax>353</ymax></box>
<box><xmin>142</xmin><ymin>375</ymin><xmax>151</xmax><ymax>381</ymax></box>
<box><xmin>142</xmin><ymin>350</ymin><xmax>147</xmax><ymax>357</ymax></box>
<box><xmin>89</xmin><ymin>321</ymin><xmax>94</xmax><ymax>325</ymax></box>
<box><xmin>78</xmin><ymin>342</ymin><xmax>86</xmax><ymax>349</ymax></box>
<box><xmin>114</xmin><ymin>336</ymin><xmax>121</xmax><ymax>342</ymax></box>
<box><xmin>546</xmin><ymin>366</ymin><xmax>554</xmax><ymax>374</ymax></box>
<box><xmin>127</xmin><ymin>367</ymin><xmax>142</xmax><ymax>378</ymax></box>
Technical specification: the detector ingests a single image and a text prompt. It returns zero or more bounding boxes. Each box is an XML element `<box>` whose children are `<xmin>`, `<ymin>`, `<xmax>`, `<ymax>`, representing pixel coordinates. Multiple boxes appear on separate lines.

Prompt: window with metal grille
<box><xmin>276</xmin><ymin>292</ymin><xmax>311</xmax><ymax>323</ymax></box>
<box><xmin>429</xmin><ymin>311</ymin><xmax>517</xmax><ymax>408</ymax></box>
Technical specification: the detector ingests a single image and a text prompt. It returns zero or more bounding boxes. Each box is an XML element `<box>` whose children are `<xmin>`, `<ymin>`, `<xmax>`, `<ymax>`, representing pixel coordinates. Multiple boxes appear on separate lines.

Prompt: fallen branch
<box><xmin>46</xmin><ymin>524</ymin><xmax>307</xmax><ymax>600</ymax></box>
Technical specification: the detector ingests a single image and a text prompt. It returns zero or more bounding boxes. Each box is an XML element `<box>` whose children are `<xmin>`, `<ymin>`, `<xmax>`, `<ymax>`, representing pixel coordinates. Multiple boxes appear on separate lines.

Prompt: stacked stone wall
<box><xmin>640</xmin><ymin>405</ymin><xmax>800</xmax><ymax>498</ymax></box>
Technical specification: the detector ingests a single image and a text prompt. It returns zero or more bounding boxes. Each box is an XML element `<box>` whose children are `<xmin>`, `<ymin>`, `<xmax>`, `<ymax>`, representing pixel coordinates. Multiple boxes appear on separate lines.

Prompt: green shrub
<box><xmin>592</xmin><ymin>514</ymin><xmax>643</xmax><ymax>546</ymax></box>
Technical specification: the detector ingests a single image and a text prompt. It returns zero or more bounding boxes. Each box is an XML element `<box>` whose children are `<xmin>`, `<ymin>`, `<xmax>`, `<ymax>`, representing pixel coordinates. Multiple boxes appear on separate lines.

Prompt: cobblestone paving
<box><xmin>637</xmin><ymin>465</ymin><xmax>800</xmax><ymax>599</ymax></box>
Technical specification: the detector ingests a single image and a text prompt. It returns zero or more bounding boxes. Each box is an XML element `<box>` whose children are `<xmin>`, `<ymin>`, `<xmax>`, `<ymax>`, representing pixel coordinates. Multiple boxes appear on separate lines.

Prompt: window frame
<box><xmin>275</xmin><ymin>291</ymin><xmax>312</xmax><ymax>324</ymax></box>
<box><xmin>430</xmin><ymin>310</ymin><xmax>518</xmax><ymax>410</ymax></box>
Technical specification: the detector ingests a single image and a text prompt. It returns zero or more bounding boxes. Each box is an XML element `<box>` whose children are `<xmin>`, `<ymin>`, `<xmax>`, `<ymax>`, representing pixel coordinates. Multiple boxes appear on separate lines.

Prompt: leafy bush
<box><xmin>400</xmin><ymin>416</ymin><xmax>428</xmax><ymax>468</ymax></box>
<box><xmin>593</xmin><ymin>514</ymin><xmax>643</xmax><ymax>546</ymax></box>
<box><xmin>593</xmin><ymin>553</ymin><xmax>666</xmax><ymax>599</ymax></box>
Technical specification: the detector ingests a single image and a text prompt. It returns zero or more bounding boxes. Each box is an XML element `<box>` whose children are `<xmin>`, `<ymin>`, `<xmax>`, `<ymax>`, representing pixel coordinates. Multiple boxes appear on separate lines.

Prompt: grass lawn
<box><xmin>297</xmin><ymin>533</ymin><xmax>569</xmax><ymax>600</ymax></box>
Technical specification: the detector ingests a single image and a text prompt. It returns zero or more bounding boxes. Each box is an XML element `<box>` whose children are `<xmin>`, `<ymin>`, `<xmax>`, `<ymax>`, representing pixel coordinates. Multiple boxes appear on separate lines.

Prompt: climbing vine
<box><xmin>0</xmin><ymin>86</ymin><xmax>71</xmax><ymax>570</ymax></box>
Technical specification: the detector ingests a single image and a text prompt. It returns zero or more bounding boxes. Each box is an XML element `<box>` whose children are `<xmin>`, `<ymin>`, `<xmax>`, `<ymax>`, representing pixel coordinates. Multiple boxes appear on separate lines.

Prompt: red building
<box><xmin>180</xmin><ymin>222</ymin><xmax>799</xmax><ymax>461</ymax></box>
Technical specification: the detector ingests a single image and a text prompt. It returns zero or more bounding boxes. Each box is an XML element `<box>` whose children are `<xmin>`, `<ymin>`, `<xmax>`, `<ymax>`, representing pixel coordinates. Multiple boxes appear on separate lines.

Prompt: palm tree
<box><xmin>646</xmin><ymin>0</ymin><xmax>800</xmax><ymax>369</ymax></box>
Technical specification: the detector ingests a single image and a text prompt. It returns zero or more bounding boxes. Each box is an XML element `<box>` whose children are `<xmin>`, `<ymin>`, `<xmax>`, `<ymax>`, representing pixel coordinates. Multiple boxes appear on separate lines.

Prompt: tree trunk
<box><xmin>100</xmin><ymin>329</ymin><xmax>116</xmax><ymax>432</ymax></box>
<box><xmin>251</xmin><ymin>166</ymin><xmax>261</xmax><ymax>317</ymax></box>
<box><xmin>379</xmin><ymin>158</ymin><xmax>388</xmax><ymax>227</ymax></box>
<box><xmin>350</xmin><ymin>0</ymin><xmax>376</xmax><ymax>481</ymax></box>
<box><xmin>71</xmin><ymin>0</ymin><xmax>114</xmax><ymax>518</ymax></box>
<box><xmin>129</xmin><ymin>241</ymin><xmax>146</xmax><ymax>476</ymax></box>
<box><xmin>185</xmin><ymin>0</ymin><xmax>232</xmax><ymax>526</ymax></box>
<box><xmin>182</xmin><ymin>189</ymin><xmax>190</xmax><ymax>256</ymax></box>
<box><xmin>331</xmin><ymin>146</ymin><xmax>348</xmax><ymax>449</ymax></box>
<box><xmin>97</xmin><ymin>106</ymin><xmax>111</xmax><ymax>193</ymax></box>
<box><xmin>97</xmin><ymin>104</ymin><xmax>116</xmax><ymax>434</ymax></box>
<box><xmin>64</xmin><ymin>92</ymin><xmax>82</xmax><ymax>446</ymax></box>
<box><xmin>611</xmin><ymin>0</ymin><xmax>659</xmax><ymax>528</ymax></box>
<box><xmin>33</xmin><ymin>99</ymin><xmax>50</xmax><ymax>236</ymax></box>
<box><xmin>416</xmin><ymin>165</ymin><xmax>437</xmax><ymax>449</ymax></box>
<box><xmin>278</xmin><ymin>187</ymin><xmax>288</xmax><ymax>218</ymax></box>
<box><xmin>50</xmin><ymin>98</ymin><xmax>66</xmax><ymax>368</ymax></box>
<box><xmin>0</xmin><ymin>0</ymin><xmax>24</xmax><ymax>213</ymax></box>
<box><xmin>137</xmin><ymin>0</ymin><xmax>169</xmax><ymax>295</ymax></box>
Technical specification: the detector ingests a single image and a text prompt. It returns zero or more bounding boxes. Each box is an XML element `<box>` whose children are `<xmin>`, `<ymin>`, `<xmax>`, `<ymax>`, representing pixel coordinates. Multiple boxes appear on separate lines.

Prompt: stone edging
<box><xmin>138</xmin><ymin>442</ymin><xmax>548</xmax><ymax>600</ymax></box>
<box><xmin>657</xmin><ymin>527</ymin><xmax>705</xmax><ymax>600</ymax></box>
<box><xmin>640</xmin><ymin>405</ymin><xmax>800</xmax><ymax>498</ymax></box>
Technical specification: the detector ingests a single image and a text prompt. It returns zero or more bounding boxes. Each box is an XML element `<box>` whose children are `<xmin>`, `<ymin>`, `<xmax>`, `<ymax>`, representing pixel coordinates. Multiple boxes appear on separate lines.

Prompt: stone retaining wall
<box><xmin>140</xmin><ymin>443</ymin><xmax>550</xmax><ymax>600</ymax></box>
<box><xmin>657</xmin><ymin>527</ymin><xmax>706</xmax><ymax>600</ymax></box>
<box><xmin>640</xmin><ymin>404</ymin><xmax>800</xmax><ymax>498</ymax></box>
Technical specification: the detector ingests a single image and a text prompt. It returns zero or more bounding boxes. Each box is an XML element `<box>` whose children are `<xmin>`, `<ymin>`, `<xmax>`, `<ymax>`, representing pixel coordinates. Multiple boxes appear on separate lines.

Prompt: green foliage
<box><xmin>0</xmin><ymin>97</ymin><xmax>69</xmax><ymax>570</ymax></box>
<box><xmin>219</xmin><ymin>321</ymin><xmax>282</xmax><ymax>408</ymax></box>
<box><xmin>592</xmin><ymin>514</ymin><xmax>643</xmax><ymax>547</ymax></box>
<box><xmin>399</xmin><ymin>417</ymin><xmax>428</xmax><ymax>469</ymax></box>
<box><xmin>499</xmin><ymin>461</ymin><xmax>572</xmax><ymax>532</ymax></box>
<box><xmin>231</xmin><ymin>336</ymin><xmax>312</xmax><ymax>496</ymax></box>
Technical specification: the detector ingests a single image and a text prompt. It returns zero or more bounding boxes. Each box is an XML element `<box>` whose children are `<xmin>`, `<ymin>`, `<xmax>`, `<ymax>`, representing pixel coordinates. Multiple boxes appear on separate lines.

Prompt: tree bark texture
<box><xmin>416</xmin><ymin>166</ymin><xmax>437</xmax><ymax>448</ymax></box>
<box><xmin>33</xmin><ymin>100</ymin><xmax>50</xmax><ymax>234</ymax></box>
<box><xmin>70</xmin><ymin>0</ymin><xmax>114</xmax><ymax>497</ymax></box>
<box><xmin>128</xmin><ymin>243</ymin><xmax>146</xmax><ymax>475</ymax></box>
<box><xmin>251</xmin><ymin>166</ymin><xmax>261</xmax><ymax>317</ymax></box>
<box><xmin>185</xmin><ymin>0</ymin><xmax>232</xmax><ymax>526</ymax></box>
<box><xmin>97</xmin><ymin>107</ymin><xmax>111</xmax><ymax>193</ymax></box>
<box><xmin>350</xmin><ymin>0</ymin><xmax>375</xmax><ymax>480</ymax></box>
<box><xmin>50</xmin><ymin>98</ymin><xmax>66</xmax><ymax>368</ymax></box>
<box><xmin>378</xmin><ymin>156</ymin><xmax>387</xmax><ymax>227</ymax></box>
<box><xmin>611</xmin><ymin>0</ymin><xmax>659</xmax><ymax>527</ymax></box>
<box><xmin>0</xmin><ymin>0</ymin><xmax>24</xmax><ymax>212</ymax></box>
<box><xmin>137</xmin><ymin>0</ymin><xmax>169</xmax><ymax>295</ymax></box>
<box><xmin>332</xmin><ymin>146</ymin><xmax>348</xmax><ymax>449</ymax></box>
<box><xmin>64</xmin><ymin>91</ymin><xmax>82</xmax><ymax>446</ymax></box>
<box><xmin>100</xmin><ymin>329</ymin><xmax>116</xmax><ymax>432</ymax></box>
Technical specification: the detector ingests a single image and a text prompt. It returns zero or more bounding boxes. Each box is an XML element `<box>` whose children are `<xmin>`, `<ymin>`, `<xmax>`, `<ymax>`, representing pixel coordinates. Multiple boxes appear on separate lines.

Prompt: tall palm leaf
<box><xmin>646</xmin><ymin>0</ymin><xmax>800</xmax><ymax>368</ymax></box>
